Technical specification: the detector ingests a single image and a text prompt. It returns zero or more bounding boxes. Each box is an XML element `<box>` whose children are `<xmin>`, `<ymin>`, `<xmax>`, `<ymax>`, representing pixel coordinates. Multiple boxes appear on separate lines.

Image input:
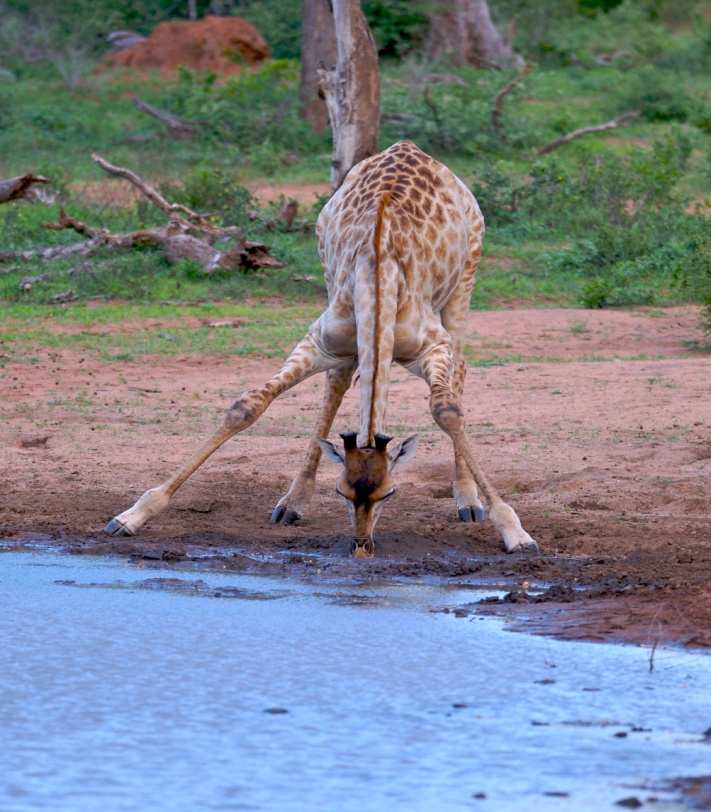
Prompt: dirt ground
<box><xmin>1</xmin><ymin>305</ymin><xmax>709</xmax><ymax>648</ymax></box>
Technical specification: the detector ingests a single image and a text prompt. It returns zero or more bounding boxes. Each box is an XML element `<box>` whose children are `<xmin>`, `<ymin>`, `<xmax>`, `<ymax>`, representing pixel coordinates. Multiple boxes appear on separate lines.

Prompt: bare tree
<box><xmin>301</xmin><ymin>0</ymin><xmax>337</xmax><ymax>132</ymax></box>
<box><xmin>426</xmin><ymin>0</ymin><xmax>523</xmax><ymax>69</ymax></box>
<box><xmin>318</xmin><ymin>0</ymin><xmax>380</xmax><ymax>191</ymax></box>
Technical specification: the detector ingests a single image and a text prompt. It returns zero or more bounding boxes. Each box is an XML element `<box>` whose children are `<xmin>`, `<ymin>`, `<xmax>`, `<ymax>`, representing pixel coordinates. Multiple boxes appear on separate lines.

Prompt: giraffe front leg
<box><xmin>449</xmin><ymin>356</ymin><xmax>486</xmax><ymax>523</ymax></box>
<box><xmin>271</xmin><ymin>363</ymin><xmax>355</xmax><ymax>525</ymax></box>
<box><xmin>453</xmin><ymin>448</ymin><xmax>487</xmax><ymax>523</ymax></box>
<box><xmin>104</xmin><ymin>333</ymin><xmax>336</xmax><ymax>536</ymax></box>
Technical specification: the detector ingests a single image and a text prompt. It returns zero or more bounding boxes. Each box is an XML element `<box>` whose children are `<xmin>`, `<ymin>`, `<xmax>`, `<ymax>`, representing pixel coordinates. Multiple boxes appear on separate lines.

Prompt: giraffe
<box><xmin>104</xmin><ymin>141</ymin><xmax>538</xmax><ymax>557</ymax></box>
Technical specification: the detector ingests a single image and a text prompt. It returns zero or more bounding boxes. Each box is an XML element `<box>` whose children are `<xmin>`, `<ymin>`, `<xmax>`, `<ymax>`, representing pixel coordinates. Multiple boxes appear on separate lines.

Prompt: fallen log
<box><xmin>2</xmin><ymin>209</ymin><xmax>284</xmax><ymax>273</ymax></box>
<box><xmin>131</xmin><ymin>96</ymin><xmax>198</xmax><ymax>139</ymax></box>
<box><xmin>1</xmin><ymin>156</ymin><xmax>284</xmax><ymax>274</ymax></box>
<box><xmin>537</xmin><ymin>111</ymin><xmax>640</xmax><ymax>156</ymax></box>
<box><xmin>0</xmin><ymin>174</ymin><xmax>48</xmax><ymax>204</ymax></box>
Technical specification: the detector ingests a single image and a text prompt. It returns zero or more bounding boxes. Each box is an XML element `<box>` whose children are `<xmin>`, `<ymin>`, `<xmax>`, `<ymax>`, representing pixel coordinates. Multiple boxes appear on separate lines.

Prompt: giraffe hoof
<box><xmin>507</xmin><ymin>539</ymin><xmax>540</xmax><ymax>555</ymax></box>
<box><xmin>271</xmin><ymin>505</ymin><xmax>301</xmax><ymax>525</ymax></box>
<box><xmin>104</xmin><ymin>517</ymin><xmax>134</xmax><ymax>537</ymax></box>
<box><xmin>458</xmin><ymin>506</ymin><xmax>488</xmax><ymax>523</ymax></box>
<box><xmin>458</xmin><ymin>507</ymin><xmax>474</xmax><ymax>522</ymax></box>
<box><xmin>270</xmin><ymin>505</ymin><xmax>286</xmax><ymax>524</ymax></box>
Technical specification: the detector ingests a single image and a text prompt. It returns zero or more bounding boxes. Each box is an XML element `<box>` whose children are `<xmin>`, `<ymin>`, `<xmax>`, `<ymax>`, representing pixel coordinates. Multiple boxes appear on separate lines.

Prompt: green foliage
<box><xmin>236</xmin><ymin>0</ymin><xmax>302</xmax><ymax>59</ymax></box>
<box><xmin>166</xmin><ymin>60</ymin><xmax>330</xmax><ymax>161</ymax></box>
<box><xmin>363</xmin><ymin>0</ymin><xmax>430</xmax><ymax>57</ymax></box>
<box><xmin>520</xmin><ymin>133</ymin><xmax>709</xmax><ymax>309</ymax></box>
<box><xmin>620</xmin><ymin>66</ymin><xmax>696</xmax><ymax>122</ymax></box>
<box><xmin>0</xmin><ymin>1</ymin><xmax>709</xmax><ymax>326</ymax></box>
<box><xmin>160</xmin><ymin>166</ymin><xmax>254</xmax><ymax>227</ymax></box>
<box><xmin>0</xmin><ymin>0</ymin><xmax>120</xmax><ymax>85</ymax></box>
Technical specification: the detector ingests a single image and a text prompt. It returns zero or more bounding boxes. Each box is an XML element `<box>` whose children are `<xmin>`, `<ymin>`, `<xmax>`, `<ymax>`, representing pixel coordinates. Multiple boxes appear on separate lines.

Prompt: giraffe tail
<box><xmin>354</xmin><ymin>192</ymin><xmax>398</xmax><ymax>448</ymax></box>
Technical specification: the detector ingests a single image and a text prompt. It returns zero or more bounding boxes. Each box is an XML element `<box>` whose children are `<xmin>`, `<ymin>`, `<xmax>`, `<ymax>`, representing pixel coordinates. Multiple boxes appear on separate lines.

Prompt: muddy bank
<box><xmin>1</xmin><ymin>306</ymin><xmax>709</xmax><ymax>648</ymax></box>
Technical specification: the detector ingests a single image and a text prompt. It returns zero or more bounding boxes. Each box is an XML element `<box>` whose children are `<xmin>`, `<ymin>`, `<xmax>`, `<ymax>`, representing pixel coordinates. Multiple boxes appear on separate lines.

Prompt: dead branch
<box><xmin>422</xmin><ymin>73</ymin><xmax>467</xmax><ymax>87</ymax></box>
<box><xmin>537</xmin><ymin>111</ymin><xmax>640</xmax><ymax>156</ymax></box>
<box><xmin>44</xmin><ymin>208</ymin><xmax>102</xmax><ymax>238</ymax></box>
<box><xmin>131</xmin><ymin>96</ymin><xmax>197</xmax><ymax>139</ymax></box>
<box><xmin>491</xmin><ymin>64</ymin><xmax>532</xmax><ymax>141</ymax></box>
<box><xmin>91</xmin><ymin>153</ymin><xmax>213</xmax><ymax>229</ymax></box>
<box><xmin>0</xmin><ymin>174</ymin><xmax>49</xmax><ymax>204</ymax></box>
<box><xmin>2</xmin><ymin>155</ymin><xmax>283</xmax><ymax>274</ymax></box>
<box><xmin>2</xmin><ymin>211</ymin><xmax>284</xmax><ymax>274</ymax></box>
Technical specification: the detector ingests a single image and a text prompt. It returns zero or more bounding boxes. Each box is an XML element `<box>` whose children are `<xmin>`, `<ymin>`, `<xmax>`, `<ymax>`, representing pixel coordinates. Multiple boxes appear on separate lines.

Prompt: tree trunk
<box><xmin>426</xmin><ymin>0</ymin><xmax>523</xmax><ymax>69</ymax></box>
<box><xmin>300</xmin><ymin>0</ymin><xmax>337</xmax><ymax>132</ymax></box>
<box><xmin>318</xmin><ymin>0</ymin><xmax>380</xmax><ymax>191</ymax></box>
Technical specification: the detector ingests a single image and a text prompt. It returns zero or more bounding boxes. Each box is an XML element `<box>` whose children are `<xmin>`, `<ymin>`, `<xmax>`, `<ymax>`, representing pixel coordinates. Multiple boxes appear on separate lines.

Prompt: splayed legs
<box><xmin>104</xmin><ymin>333</ymin><xmax>338</xmax><ymax>536</ymax></box>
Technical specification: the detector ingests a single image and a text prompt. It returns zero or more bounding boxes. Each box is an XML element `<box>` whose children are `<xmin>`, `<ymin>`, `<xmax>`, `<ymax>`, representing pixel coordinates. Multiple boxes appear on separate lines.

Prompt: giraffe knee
<box><xmin>225</xmin><ymin>389</ymin><xmax>266</xmax><ymax>430</ymax></box>
<box><xmin>432</xmin><ymin>398</ymin><xmax>463</xmax><ymax>434</ymax></box>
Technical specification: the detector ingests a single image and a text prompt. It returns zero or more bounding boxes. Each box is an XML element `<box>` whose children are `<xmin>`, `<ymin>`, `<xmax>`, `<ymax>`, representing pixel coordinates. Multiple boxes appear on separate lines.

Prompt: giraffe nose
<box><xmin>351</xmin><ymin>539</ymin><xmax>375</xmax><ymax>558</ymax></box>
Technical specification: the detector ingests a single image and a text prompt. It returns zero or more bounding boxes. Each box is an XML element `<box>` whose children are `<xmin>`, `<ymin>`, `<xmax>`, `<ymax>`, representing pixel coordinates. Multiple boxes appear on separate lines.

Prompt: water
<box><xmin>1</xmin><ymin>551</ymin><xmax>709</xmax><ymax>811</ymax></box>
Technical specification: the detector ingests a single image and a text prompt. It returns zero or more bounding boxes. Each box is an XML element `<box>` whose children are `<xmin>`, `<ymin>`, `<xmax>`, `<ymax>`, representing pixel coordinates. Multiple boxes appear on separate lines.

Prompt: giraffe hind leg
<box><xmin>271</xmin><ymin>363</ymin><xmax>356</xmax><ymax>525</ymax></box>
<box><xmin>104</xmin><ymin>333</ymin><xmax>337</xmax><ymax>536</ymax></box>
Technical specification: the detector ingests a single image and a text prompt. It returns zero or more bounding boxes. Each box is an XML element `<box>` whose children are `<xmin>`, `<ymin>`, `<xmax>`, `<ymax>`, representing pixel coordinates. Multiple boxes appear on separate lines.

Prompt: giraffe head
<box><xmin>318</xmin><ymin>431</ymin><xmax>418</xmax><ymax>557</ymax></box>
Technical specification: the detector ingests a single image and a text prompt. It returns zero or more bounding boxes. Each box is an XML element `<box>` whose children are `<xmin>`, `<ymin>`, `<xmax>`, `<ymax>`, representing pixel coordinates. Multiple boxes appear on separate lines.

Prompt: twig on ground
<box><xmin>421</xmin><ymin>73</ymin><xmax>467</xmax><ymax>87</ymax></box>
<box><xmin>537</xmin><ymin>111</ymin><xmax>640</xmax><ymax>156</ymax></box>
<box><xmin>44</xmin><ymin>208</ymin><xmax>102</xmax><ymax>238</ymax></box>
<box><xmin>91</xmin><ymin>153</ymin><xmax>214</xmax><ymax>229</ymax></box>
<box><xmin>131</xmin><ymin>96</ymin><xmax>198</xmax><ymax>139</ymax></box>
<box><xmin>491</xmin><ymin>64</ymin><xmax>532</xmax><ymax>142</ymax></box>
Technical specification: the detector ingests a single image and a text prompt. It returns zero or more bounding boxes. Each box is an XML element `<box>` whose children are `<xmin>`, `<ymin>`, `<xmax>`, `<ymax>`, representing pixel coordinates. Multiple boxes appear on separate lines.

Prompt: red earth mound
<box><xmin>104</xmin><ymin>15</ymin><xmax>269</xmax><ymax>76</ymax></box>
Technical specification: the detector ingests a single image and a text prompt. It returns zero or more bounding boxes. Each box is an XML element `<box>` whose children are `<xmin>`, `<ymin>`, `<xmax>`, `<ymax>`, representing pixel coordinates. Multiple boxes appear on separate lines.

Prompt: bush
<box><xmin>166</xmin><ymin>60</ymin><xmax>329</xmax><ymax>159</ymax></box>
<box><xmin>363</xmin><ymin>0</ymin><xmax>429</xmax><ymax>57</ymax></box>
<box><xmin>619</xmin><ymin>66</ymin><xmax>696</xmax><ymax>122</ymax></box>
<box><xmin>159</xmin><ymin>166</ymin><xmax>254</xmax><ymax>227</ymax></box>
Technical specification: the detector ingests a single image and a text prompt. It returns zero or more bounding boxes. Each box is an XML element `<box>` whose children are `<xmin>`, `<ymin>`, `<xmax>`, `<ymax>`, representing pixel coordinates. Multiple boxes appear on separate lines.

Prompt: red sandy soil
<box><xmin>1</xmin><ymin>305</ymin><xmax>709</xmax><ymax>648</ymax></box>
<box><xmin>71</xmin><ymin>181</ymin><xmax>331</xmax><ymax>209</ymax></box>
<box><xmin>246</xmin><ymin>182</ymin><xmax>332</xmax><ymax>206</ymax></box>
<box><xmin>104</xmin><ymin>16</ymin><xmax>269</xmax><ymax>76</ymax></box>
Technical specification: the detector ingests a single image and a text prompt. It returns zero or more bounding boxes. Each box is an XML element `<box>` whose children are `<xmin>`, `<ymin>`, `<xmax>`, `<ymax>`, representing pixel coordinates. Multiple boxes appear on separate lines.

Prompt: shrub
<box><xmin>159</xmin><ymin>166</ymin><xmax>254</xmax><ymax>227</ymax></box>
<box><xmin>166</xmin><ymin>60</ymin><xmax>329</xmax><ymax>158</ymax></box>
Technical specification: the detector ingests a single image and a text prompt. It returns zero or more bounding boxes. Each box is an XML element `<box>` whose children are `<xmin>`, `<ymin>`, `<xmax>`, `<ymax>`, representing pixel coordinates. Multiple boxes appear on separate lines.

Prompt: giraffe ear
<box><xmin>389</xmin><ymin>435</ymin><xmax>418</xmax><ymax>469</ymax></box>
<box><xmin>318</xmin><ymin>439</ymin><xmax>345</xmax><ymax>465</ymax></box>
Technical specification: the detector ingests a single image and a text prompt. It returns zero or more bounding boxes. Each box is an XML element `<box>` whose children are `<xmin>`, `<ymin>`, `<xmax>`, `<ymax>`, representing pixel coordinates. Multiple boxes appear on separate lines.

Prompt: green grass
<box><xmin>1</xmin><ymin>23</ymin><xmax>709</xmax><ymax>337</ymax></box>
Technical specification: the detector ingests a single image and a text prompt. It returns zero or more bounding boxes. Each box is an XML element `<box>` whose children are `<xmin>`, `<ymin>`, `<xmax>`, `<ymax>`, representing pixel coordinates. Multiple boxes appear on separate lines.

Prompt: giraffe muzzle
<box><xmin>351</xmin><ymin>539</ymin><xmax>375</xmax><ymax>559</ymax></box>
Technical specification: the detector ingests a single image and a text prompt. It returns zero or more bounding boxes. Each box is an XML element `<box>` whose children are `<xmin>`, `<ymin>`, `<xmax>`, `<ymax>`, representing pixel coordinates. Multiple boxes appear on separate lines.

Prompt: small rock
<box><xmin>264</xmin><ymin>707</ymin><xmax>289</xmax><ymax>715</ymax></box>
<box><xmin>19</xmin><ymin>273</ymin><xmax>49</xmax><ymax>291</ymax></box>
<box><xmin>535</xmin><ymin>678</ymin><xmax>556</xmax><ymax>685</ymax></box>
<box><xmin>19</xmin><ymin>435</ymin><xmax>50</xmax><ymax>448</ymax></box>
<box><xmin>544</xmin><ymin>791</ymin><xmax>570</xmax><ymax>798</ymax></box>
<box><xmin>615</xmin><ymin>798</ymin><xmax>642</xmax><ymax>809</ymax></box>
<box><xmin>472</xmin><ymin>792</ymin><xmax>486</xmax><ymax>800</ymax></box>
<box><xmin>452</xmin><ymin>702</ymin><xmax>469</xmax><ymax>709</ymax></box>
<box><xmin>614</xmin><ymin>731</ymin><xmax>628</xmax><ymax>738</ymax></box>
